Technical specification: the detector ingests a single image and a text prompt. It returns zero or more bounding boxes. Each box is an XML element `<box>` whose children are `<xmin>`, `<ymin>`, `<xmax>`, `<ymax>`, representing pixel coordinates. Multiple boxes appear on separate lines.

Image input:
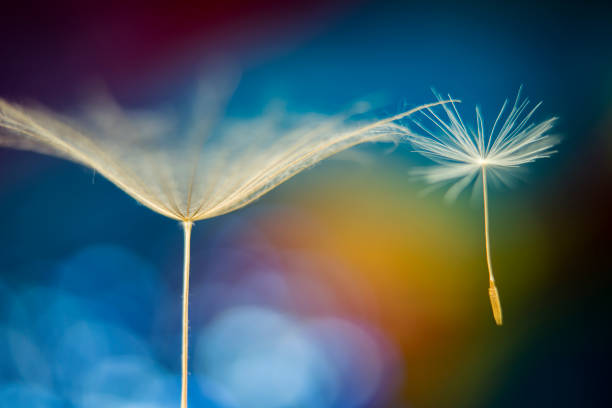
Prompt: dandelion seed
<box><xmin>0</xmin><ymin>75</ymin><xmax>457</xmax><ymax>408</ymax></box>
<box><xmin>402</xmin><ymin>87</ymin><xmax>559</xmax><ymax>325</ymax></box>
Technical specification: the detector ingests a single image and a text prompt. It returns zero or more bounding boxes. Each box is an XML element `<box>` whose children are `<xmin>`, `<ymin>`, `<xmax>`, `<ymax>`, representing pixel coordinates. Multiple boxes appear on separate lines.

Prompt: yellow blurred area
<box><xmin>244</xmin><ymin>155</ymin><xmax>556</xmax><ymax>407</ymax></box>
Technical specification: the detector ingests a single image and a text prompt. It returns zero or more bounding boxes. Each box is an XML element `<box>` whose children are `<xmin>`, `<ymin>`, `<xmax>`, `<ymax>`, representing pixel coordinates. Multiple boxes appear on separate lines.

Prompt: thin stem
<box><xmin>181</xmin><ymin>221</ymin><xmax>193</xmax><ymax>408</ymax></box>
<box><xmin>482</xmin><ymin>167</ymin><xmax>503</xmax><ymax>325</ymax></box>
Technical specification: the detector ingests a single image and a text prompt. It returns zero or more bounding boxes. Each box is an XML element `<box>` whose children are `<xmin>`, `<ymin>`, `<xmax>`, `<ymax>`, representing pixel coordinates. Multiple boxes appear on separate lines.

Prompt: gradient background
<box><xmin>1</xmin><ymin>1</ymin><xmax>611</xmax><ymax>407</ymax></box>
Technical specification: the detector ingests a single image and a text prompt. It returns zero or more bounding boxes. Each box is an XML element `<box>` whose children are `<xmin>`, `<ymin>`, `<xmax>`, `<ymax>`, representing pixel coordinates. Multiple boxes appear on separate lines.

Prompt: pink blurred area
<box><xmin>0</xmin><ymin>0</ymin><xmax>357</xmax><ymax>103</ymax></box>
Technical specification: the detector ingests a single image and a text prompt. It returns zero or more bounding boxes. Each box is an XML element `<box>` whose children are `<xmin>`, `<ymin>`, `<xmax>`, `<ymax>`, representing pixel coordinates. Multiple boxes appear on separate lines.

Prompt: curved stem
<box><xmin>482</xmin><ymin>167</ymin><xmax>503</xmax><ymax>325</ymax></box>
<box><xmin>181</xmin><ymin>221</ymin><xmax>193</xmax><ymax>408</ymax></box>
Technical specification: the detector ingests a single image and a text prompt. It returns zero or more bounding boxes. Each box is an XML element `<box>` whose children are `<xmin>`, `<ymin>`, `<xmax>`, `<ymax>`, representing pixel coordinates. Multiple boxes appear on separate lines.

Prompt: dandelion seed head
<box><xmin>0</xmin><ymin>74</ymin><xmax>456</xmax><ymax>222</ymax></box>
<box><xmin>403</xmin><ymin>87</ymin><xmax>559</xmax><ymax>199</ymax></box>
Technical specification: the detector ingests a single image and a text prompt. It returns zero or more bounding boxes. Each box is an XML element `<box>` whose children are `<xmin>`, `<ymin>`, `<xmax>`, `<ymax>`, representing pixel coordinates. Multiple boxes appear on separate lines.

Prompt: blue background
<box><xmin>1</xmin><ymin>1</ymin><xmax>611</xmax><ymax>407</ymax></box>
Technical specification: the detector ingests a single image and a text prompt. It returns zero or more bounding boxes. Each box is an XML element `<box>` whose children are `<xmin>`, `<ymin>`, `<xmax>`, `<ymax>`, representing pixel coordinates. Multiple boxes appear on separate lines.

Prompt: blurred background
<box><xmin>0</xmin><ymin>0</ymin><xmax>611</xmax><ymax>407</ymax></box>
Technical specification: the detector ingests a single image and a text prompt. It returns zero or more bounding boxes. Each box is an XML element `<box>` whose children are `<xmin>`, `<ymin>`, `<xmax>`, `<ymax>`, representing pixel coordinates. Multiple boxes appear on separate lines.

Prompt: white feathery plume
<box><xmin>403</xmin><ymin>87</ymin><xmax>558</xmax><ymax>325</ymax></box>
<box><xmin>0</xmin><ymin>75</ymin><xmax>457</xmax><ymax>408</ymax></box>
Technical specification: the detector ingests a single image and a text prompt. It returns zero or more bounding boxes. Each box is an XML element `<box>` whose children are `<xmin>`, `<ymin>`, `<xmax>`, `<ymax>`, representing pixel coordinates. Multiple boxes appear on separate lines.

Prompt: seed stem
<box><xmin>482</xmin><ymin>167</ymin><xmax>503</xmax><ymax>325</ymax></box>
<box><xmin>181</xmin><ymin>220</ymin><xmax>193</xmax><ymax>408</ymax></box>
